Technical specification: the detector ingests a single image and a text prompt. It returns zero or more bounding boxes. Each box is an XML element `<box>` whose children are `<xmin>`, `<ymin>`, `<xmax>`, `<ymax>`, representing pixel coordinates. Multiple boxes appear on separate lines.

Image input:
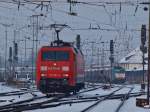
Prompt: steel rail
<box><xmin>115</xmin><ymin>87</ymin><xmax>134</xmax><ymax>112</ymax></box>
<box><xmin>80</xmin><ymin>86</ymin><xmax>124</xmax><ymax>112</ymax></box>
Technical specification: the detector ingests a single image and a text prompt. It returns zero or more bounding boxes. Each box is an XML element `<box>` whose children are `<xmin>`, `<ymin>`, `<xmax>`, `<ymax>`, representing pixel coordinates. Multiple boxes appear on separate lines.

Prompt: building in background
<box><xmin>119</xmin><ymin>47</ymin><xmax>148</xmax><ymax>71</ymax></box>
<box><xmin>119</xmin><ymin>47</ymin><xmax>148</xmax><ymax>83</ymax></box>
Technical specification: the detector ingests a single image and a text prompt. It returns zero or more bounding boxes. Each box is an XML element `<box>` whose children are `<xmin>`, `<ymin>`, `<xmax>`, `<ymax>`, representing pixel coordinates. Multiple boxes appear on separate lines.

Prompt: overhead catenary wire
<box><xmin>0</xmin><ymin>0</ymin><xmax>147</xmax><ymax>65</ymax></box>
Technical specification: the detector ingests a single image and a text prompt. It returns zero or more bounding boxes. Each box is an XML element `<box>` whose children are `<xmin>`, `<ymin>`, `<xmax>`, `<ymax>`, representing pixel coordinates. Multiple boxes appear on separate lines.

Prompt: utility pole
<box><xmin>8</xmin><ymin>47</ymin><xmax>12</xmax><ymax>81</ymax></box>
<box><xmin>101</xmin><ymin>42</ymin><xmax>105</xmax><ymax>83</ymax></box>
<box><xmin>4</xmin><ymin>25</ymin><xmax>8</xmax><ymax>81</ymax></box>
<box><xmin>97</xmin><ymin>48</ymin><xmax>100</xmax><ymax>68</ymax></box>
<box><xmin>31</xmin><ymin>14</ymin><xmax>43</xmax><ymax>83</ymax></box>
<box><xmin>140</xmin><ymin>25</ymin><xmax>147</xmax><ymax>90</ymax></box>
<box><xmin>31</xmin><ymin>17</ymin><xmax>35</xmax><ymax>83</ymax></box>
<box><xmin>97</xmin><ymin>48</ymin><xmax>100</xmax><ymax>82</ymax></box>
<box><xmin>31</xmin><ymin>15</ymin><xmax>39</xmax><ymax>83</ymax></box>
<box><xmin>0</xmin><ymin>23</ymin><xmax>13</xmax><ymax>81</ymax></box>
<box><xmin>109</xmin><ymin>40</ymin><xmax>114</xmax><ymax>86</ymax></box>
<box><xmin>25</xmin><ymin>37</ymin><xmax>27</xmax><ymax>62</ymax></box>
<box><xmin>13</xmin><ymin>30</ymin><xmax>16</xmax><ymax>81</ymax></box>
<box><xmin>24</xmin><ymin>36</ymin><xmax>30</xmax><ymax>64</ymax></box>
<box><xmin>31</xmin><ymin>14</ymin><xmax>42</xmax><ymax>59</ymax></box>
<box><xmin>91</xmin><ymin>41</ymin><xmax>94</xmax><ymax>82</ymax></box>
<box><xmin>84</xmin><ymin>48</ymin><xmax>88</xmax><ymax>81</ymax></box>
<box><xmin>147</xmin><ymin>0</ymin><xmax>150</xmax><ymax>105</ymax></box>
<box><xmin>35</xmin><ymin>16</ymin><xmax>39</xmax><ymax>58</ymax></box>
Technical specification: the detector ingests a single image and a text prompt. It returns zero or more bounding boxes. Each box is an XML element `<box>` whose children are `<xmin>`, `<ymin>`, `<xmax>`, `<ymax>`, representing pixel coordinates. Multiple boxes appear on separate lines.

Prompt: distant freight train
<box><xmin>36</xmin><ymin>40</ymin><xmax>85</xmax><ymax>95</ymax></box>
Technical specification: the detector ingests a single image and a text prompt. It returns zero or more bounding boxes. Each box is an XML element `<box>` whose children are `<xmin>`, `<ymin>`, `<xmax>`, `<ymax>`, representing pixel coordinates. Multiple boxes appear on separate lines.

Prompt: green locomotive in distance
<box><xmin>112</xmin><ymin>66</ymin><xmax>126</xmax><ymax>83</ymax></box>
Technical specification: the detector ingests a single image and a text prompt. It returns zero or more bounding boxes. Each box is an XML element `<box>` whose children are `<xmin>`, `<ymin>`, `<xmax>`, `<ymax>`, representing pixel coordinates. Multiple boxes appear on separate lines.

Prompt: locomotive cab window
<box><xmin>42</xmin><ymin>51</ymin><xmax>69</xmax><ymax>61</ymax></box>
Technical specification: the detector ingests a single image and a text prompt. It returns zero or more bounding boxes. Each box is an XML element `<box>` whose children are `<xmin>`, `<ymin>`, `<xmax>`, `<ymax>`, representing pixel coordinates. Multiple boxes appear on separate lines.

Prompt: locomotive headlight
<box><xmin>41</xmin><ymin>74</ymin><xmax>47</xmax><ymax>77</ymax></box>
<box><xmin>41</xmin><ymin>66</ymin><xmax>47</xmax><ymax>71</ymax></box>
<box><xmin>62</xmin><ymin>66</ymin><xmax>69</xmax><ymax>71</ymax></box>
<box><xmin>63</xmin><ymin>74</ymin><xmax>69</xmax><ymax>77</ymax></box>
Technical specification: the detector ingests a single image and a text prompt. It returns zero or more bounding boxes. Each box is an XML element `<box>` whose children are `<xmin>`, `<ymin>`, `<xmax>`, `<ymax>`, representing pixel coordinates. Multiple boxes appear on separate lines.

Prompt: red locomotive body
<box><xmin>36</xmin><ymin>42</ymin><xmax>85</xmax><ymax>94</ymax></box>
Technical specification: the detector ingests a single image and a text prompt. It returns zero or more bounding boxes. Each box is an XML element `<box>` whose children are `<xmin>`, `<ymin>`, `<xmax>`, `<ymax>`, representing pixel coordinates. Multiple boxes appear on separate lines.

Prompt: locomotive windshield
<box><xmin>42</xmin><ymin>51</ymin><xmax>69</xmax><ymax>61</ymax></box>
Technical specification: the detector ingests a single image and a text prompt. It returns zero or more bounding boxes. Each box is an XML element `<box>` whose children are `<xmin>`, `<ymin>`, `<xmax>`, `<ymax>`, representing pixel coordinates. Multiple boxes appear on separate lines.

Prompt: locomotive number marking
<box><xmin>48</xmin><ymin>67</ymin><xmax>60</xmax><ymax>70</ymax></box>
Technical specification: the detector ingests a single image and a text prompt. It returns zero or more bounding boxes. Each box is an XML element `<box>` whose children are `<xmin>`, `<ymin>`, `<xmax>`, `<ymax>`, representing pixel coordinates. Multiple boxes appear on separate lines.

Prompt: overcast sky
<box><xmin>0</xmin><ymin>0</ymin><xmax>149</xmax><ymax>65</ymax></box>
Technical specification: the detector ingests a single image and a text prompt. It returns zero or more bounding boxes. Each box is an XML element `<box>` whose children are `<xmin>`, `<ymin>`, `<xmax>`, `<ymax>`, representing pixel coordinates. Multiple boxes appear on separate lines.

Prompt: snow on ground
<box><xmin>0</xmin><ymin>83</ymin><xmax>44</xmax><ymax>106</ymax></box>
<box><xmin>114</xmin><ymin>87</ymin><xmax>131</xmax><ymax>95</ymax></box>
<box><xmin>80</xmin><ymin>86</ymin><xmax>120</xmax><ymax>97</ymax></box>
<box><xmin>0</xmin><ymin>83</ymin><xmax>19</xmax><ymax>92</ymax></box>
<box><xmin>0</xmin><ymin>93</ymin><xmax>33</xmax><ymax>106</ymax></box>
<box><xmin>131</xmin><ymin>84</ymin><xmax>142</xmax><ymax>93</ymax></box>
<box><xmin>0</xmin><ymin>83</ymin><xmax>149</xmax><ymax>112</ymax></box>
<box><xmin>121</xmin><ymin>97</ymin><xmax>150</xmax><ymax>112</ymax></box>
<box><xmin>25</xmin><ymin>101</ymin><xmax>96</xmax><ymax>112</ymax></box>
<box><xmin>90</xmin><ymin>100</ymin><xmax>121</xmax><ymax>112</ymax></box>
<box><xmin>25</xmin><ymin>85</ymin><xmax>149</xmax><ymax>112</ymax></box>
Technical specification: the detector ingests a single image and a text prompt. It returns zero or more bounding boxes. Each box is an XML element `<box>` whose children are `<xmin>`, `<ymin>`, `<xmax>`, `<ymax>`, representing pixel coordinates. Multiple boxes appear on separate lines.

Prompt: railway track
<box><xmin>58</xmin><ymin>91</ymin><xmax>145</xmax><ymax>103</ymax></box>
<box><xmin>0</xmin><ymin>94</ymin><xmax>46</xmax><ymax>110</ymax></box>
<box><xmin>0</xmin><ymin>85</ymin><xmax>102</xmax><ymax>112</ymax></box>
<box><xmin>0</xmin><ymin>90</ymin><xmax>28</xmax><ymax>97</ymax></box>
<box><xmin>115</xmin><ymin>87</ymin><xmax>134</xmax><ymax>112</ymax></box>
<box><xmin>78</xmin><ymin>85</ymin><xmax>103</xmax><ymax>94</ymax></box>
<box><xmin>0</xmin><ymin>94</ymin><xmax>66</xmax><ymax>112</ymax></box>
<box><xmin>19</xmin><ymin>88</ymin><xmax>144</xmax><ymax>111</ymax></box>
<box><xmin>80</xmin><ymin>86</ymin><xmax>124</xmax><ymax>112</ymax></box>
<box><xmin>0</xmin><ymin>85</ymin><xmax>143</xmax><ymax>112</ymax></box>
<box><xmin>0</xmin><ymin>89</ymin><xmax>41</xmax><ymax>105</ymax></box>
<box><xmin>0</xmin><ymin>87</ymin><xmax>39</xmax><ymax>97</ymax></box>
<box><xmin>79</xmin><ymin>86</ymin><xmax>135</xmax><ymax>112</ymax></box>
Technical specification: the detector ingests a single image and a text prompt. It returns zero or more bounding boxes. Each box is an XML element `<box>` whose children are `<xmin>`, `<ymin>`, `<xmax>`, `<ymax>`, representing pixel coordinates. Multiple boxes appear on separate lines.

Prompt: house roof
<box><xmin>119</xmin><ymin>47</ymin><xmax>148</xmax><ymax>64</ymax></box>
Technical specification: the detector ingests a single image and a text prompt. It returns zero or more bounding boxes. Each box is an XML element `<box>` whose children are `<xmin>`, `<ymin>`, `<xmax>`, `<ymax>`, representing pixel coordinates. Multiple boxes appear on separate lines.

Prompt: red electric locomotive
<box><xmin>36</xmin><ymin>40</ymin><xmax>85</xmax><ymax>94</ymax></box>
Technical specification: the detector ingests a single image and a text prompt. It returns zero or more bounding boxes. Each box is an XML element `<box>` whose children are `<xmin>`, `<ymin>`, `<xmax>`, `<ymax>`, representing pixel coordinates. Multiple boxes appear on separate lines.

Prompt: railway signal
<box><xmin>140</xmin><ymin>25</ymin><xmax>147</xmax><ymax>91</ymax></box>
<box><xmin>14</xmin><ymin>43</ymin><xmax>18</xmax><ymax>61</ymax></box>
<box><xmin>140</xmin><ymin>24</ymin><xmax>147</xmax><ymax>54</ymax></box>
<box><xmin>109</xmin><ymin>56</ymin><xmax>114</xmax><ymax>63</ymax></box>
<box><xmin>109</xmin><ymin>40</ymin><xmax>114</xmax><ymax>86</ymax></box>
<box><xmin>76</xmin><ymin>34</ymin><xmax>81</xmax><ymax>49</ymax></box>
<box><xmin>110</xmin><ymin>40</ymin><xmax>114</xmax><ymax>54</ymax></box>
<box><xmin>141</xmin><ymin>25</ymin><xmax>146</xmax><ymax>45</ymax></box>
<box><xmin>8</xmin><ymin>47</ymin><xmax>12</xmax><ymax>62</ymax></box>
